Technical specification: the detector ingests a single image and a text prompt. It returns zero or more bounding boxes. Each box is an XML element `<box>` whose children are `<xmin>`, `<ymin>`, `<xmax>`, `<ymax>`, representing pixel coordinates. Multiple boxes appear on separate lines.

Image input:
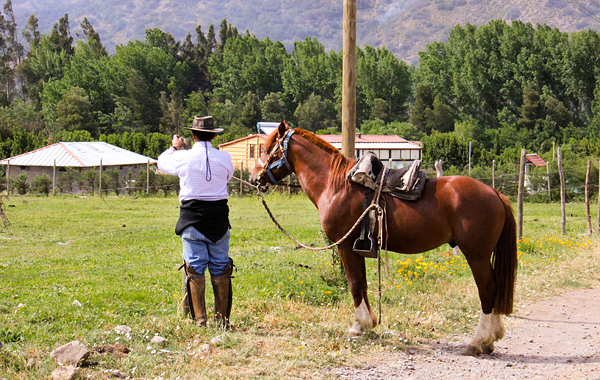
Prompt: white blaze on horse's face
<box><xmin>348</xmin><ymin>299</ymin><xmax>375</xmax><ymax>336</ymax></box>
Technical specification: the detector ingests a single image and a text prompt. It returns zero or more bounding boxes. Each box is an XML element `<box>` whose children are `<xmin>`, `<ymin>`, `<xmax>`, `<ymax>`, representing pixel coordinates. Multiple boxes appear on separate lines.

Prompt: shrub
<box><xmin>156</xmin><ymin>174</ymin><xmax>180</xmax><ymax>196</ymax></box>
<box><xmin>10</xmin><ymin>173</ymin><xmax>28</xmax><ymax>195</ymax></box>
<box><xmin>78</xmin><ymin>169</ymin><xmax>98</xmax><ymax>194</ymax></box>
<box><xmin>123</xmin><ymin>170</ymin><xmax>136</xmax><ymax>195</ymax></box>
<box><xmin>57</xmin><ymin>167</ymin><xmax>78</xmax><ymax>193</ymax></box>
<box><xmin>32</xmin><ymin>174</ymin><xmax>52</xmax><ymax>195</ymax></box>
<box><xmin>136</xmin><ymin>169</ymin><xmax>158</xmax><ymax>194</ymax></box>
<box><xmin>102</xmin><ymin>168</ymin><xmax>121</xmax><ymax>195</ymax></box>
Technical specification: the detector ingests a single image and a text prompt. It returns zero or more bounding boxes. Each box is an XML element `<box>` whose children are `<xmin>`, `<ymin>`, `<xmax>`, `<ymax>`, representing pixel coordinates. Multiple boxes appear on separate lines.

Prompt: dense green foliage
<box><xmin>2</xmin><ymin>9</ymin><xmax>600</xmax><ymax>178</ymax></box>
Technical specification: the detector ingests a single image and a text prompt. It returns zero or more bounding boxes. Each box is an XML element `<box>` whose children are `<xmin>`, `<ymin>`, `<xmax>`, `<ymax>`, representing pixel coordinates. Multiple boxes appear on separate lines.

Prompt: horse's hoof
<box><xmin>482</xmin><ymin>342</ymin><xmax>495</xmax><ymax>354</ymax></box>
<box><xmin>462</xmin><ymin>345</ymin><xmax>482</xmax><ymax>356</ymax></box>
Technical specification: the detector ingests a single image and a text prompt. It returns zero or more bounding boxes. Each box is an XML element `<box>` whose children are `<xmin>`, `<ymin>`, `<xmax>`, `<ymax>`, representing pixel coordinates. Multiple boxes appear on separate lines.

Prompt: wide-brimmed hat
<box><xmin>185</xmin><ymin>116</ymin><xmax>224</xmax><ymax>133</ymax></box>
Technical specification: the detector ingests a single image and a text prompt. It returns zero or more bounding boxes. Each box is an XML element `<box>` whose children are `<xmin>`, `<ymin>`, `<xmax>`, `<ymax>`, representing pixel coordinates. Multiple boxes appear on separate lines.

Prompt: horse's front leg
<box><xmin>338</xmin><ymin>244</ymin><xmax>377</xmax><ymax>336</ymax></box>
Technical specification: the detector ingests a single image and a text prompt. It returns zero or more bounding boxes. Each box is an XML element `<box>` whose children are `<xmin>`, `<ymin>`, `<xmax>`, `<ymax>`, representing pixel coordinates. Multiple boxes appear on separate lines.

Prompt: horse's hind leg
<box><xmin>462</xmin><ymin>255</ymin><xmax>506</xmax><ymax>356</ymax></box>
<box><xmin>339</xmin><ymin>244</ymin><xmax>377</xmax><ymax>336</ymax></box>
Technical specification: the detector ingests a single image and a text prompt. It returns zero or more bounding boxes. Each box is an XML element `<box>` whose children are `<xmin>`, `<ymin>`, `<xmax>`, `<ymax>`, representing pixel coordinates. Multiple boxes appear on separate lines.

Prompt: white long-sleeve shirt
<box><xmin>157</xmin><ymin>141</ymin><xmax>234</xmax><ymax>202</ymax></box>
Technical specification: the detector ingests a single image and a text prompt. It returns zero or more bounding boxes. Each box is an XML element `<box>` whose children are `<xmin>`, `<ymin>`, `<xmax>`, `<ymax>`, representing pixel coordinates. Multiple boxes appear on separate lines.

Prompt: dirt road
<box><xmin>332</xmin><ymin>287</ymin><xmax>600</xmax><ymax>379</ymax></box>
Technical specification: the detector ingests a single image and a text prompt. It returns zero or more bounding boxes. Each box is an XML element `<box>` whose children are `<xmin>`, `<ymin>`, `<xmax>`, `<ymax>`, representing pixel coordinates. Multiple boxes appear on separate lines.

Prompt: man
<box><xmin>157</xmin><ymin>116</ymin><xmax>235</xmax><ymax>328</ymax></box>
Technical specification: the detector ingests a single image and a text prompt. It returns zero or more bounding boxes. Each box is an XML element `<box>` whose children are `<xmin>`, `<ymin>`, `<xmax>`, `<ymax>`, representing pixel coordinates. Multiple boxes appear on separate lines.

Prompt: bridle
<box><xmin>256</xmin><ymin>129</ymin><xmax>295</xmax><ymax>185</ymax></box>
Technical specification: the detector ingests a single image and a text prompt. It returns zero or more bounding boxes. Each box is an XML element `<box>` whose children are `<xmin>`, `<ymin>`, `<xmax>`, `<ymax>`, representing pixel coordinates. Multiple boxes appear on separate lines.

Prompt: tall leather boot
<box><xmin>184</xmin><ymin>263</ymin><xmax>207</xmax><ymax>327</ymax></box>
<box><xmin>211</xmin><ymin>258</ymin><xmax>234</xmax><ymax>329</ymax></box>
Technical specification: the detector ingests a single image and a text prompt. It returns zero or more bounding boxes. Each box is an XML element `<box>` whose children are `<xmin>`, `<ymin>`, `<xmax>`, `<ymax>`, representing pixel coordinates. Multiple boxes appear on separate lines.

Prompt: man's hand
<box><xmin>172</xmin><ymin>135</ymin><xmax>184</xmax><ymax>150</ymax></box>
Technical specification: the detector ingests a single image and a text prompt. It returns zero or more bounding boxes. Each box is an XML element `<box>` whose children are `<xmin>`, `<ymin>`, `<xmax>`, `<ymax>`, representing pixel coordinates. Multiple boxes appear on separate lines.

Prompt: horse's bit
<box><xmin>256</xmin><ymin>129</ymin><xmax>295</xmax><ymax>185</ymax></box>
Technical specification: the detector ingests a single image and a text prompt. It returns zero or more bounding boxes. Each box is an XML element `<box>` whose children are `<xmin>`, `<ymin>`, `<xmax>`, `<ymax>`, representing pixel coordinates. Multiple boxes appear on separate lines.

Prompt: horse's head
<box><xmin>249</xmin><ymin>121</ymin><xmax>295</xmax><ymax>191</ymax></box>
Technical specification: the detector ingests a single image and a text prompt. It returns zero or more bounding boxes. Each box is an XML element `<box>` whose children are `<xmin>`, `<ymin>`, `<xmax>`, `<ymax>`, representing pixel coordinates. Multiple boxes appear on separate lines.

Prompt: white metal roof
<box><xmin>0</xmin><ymin>142</ymin><xmax>157</xmax><ymax>167</ymax></box>
<box><xmin>257</xmin><ymin>122</ymin><xmax>280</xmax><ymax>135</ymax></box>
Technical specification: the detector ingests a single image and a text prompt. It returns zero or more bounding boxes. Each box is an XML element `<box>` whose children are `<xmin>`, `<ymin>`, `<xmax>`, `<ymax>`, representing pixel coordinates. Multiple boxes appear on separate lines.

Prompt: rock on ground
<box><xmin>51</xmin><ymin>365</ymin><xmax>79</xmax><ymax>380</ymax></box>
<box><xmin>150</xmin><ymin>336</ymin><xmax>167</xmax><ymax>345</ymax></box>
<box><xmin>50</xmin><ymin>341</ymin><xmax>89</xmax><ymax>366</ymax></box>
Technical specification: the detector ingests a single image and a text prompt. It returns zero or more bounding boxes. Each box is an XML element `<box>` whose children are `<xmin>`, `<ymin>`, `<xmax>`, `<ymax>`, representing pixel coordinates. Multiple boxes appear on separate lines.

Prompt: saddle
<box><xmin>346</xmin><ymin>152</ymin><xmax>427</xmax><ymax>201</ymax></box>
<box><xmin>346</xmin><ymin>152</ymin><xmax>427</xmax><ymax>257</ymax></box>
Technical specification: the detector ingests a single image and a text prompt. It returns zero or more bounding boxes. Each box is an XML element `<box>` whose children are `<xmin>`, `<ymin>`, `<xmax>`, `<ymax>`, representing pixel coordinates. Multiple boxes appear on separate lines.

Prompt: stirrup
<box><xmin>353</xmin><ymin>232</ymin><xmax>378</xmax><ymax>258</ymax></box>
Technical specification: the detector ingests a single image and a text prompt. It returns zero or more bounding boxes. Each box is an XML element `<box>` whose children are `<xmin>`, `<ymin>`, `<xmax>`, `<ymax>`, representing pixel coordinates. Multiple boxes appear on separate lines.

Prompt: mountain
<box><xmin>12</xmin><ymin>0</ymin><xmax>599</xmax><ymax>64</ymax></box>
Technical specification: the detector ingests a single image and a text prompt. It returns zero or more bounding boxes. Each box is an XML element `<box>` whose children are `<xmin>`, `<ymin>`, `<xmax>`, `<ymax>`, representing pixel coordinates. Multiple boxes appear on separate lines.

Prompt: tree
<box><xmin>55</xmin><ymin>86</ymin><xmax>93</xmax><ymax>133</ymax></box>
<box><xmin>426</xmin><ymin>98</ymin><xmax>455</xmax><ymax>133</ymax></box>
<box><xmin>18</xmin><ymin>34</ymin><xmax>66</xmax><ymax>101</ymax></box>
<box><xmin>261</xmin><ymin>92</ymin><xmax>286</xmax><ymax>122</ymax></box>
<box><xmin>79</xmin><ymin>18</ymin><xmax>107</xmax><ymax>58</ymax></box>
<box><xmin>209</xmin><ymin>34</ymin><xmax>288</xmax><ymax>102</ymax></box>
<box><xmin>357</xmin><ymin>46</ymin><xmax>411</xmax><ymax>123</ymax></box>
<box><xmin>517</xmin><ymin>84</ymin><xmax>544</xmax><ymax>131</ymax></box>
<box><xmin>22</xmin><ymin>14</ymin><xmax>40</xmax><ymax>48</ymax></box>
<box><xmin>57</xmin><ymin>167</ymin><xmax>77</xmax><ymax>193</ymax></box>
<box><xmin>410</xmin><ymin>83</ymin><xmax>435</xmax><ymax>133</ymax></box>
<box><xmin>239</xmin><ymin>91</ymin><xmax>262</xmax><ymax>130</ymax></box>
<box><xmin>145</xmin><ymin>28</ymin><xmax>179</xmax><ymax>58</ymax></box>
<box><xmin>281</xmin><ymin>37</ymin><xmax>339</xmax><ymax>117</ymax></box>
<box><xmin>184</xmin><ymin>91</ymin><xmax>208</xmax><ymax>123</ymax></box>
<box><xmin>48</xmin><ymin>14</ymin><xmax>74</xmax><ymax>56</ymax></box>
<box><xmin>370</xmin><ymin>98</ymin><xmax>388</xmax><ymax>121</ymax></box>
<box><xmin>422</xmin><ymin>132</ymin><xmax>471</xmax><ymax>169</ymax></box>
<box><xmin>10</xmin><ymin>173</ymin><xmax>28</xmax><ymax>194</ymax></box>
<box><xmin>32</xmin><ymin>173</ymin><xmax>52</xmax><ymax>195</ymax></box>
<box><xmin>159</xmin><ymin>86</ymin><xmax>185</xmax><ymax>134</ymax></box>
<box><xmin>294</xmin><ymin>93</ymin><xmax>328</xmax><ymax>132</ymax></box>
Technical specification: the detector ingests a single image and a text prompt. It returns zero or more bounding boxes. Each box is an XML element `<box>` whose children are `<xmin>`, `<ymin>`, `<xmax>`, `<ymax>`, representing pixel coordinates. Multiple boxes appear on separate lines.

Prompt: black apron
<box><xmin>175</xmin><ymin>199</ymin><xmax>230</xmax><ymax>243</ymax></box>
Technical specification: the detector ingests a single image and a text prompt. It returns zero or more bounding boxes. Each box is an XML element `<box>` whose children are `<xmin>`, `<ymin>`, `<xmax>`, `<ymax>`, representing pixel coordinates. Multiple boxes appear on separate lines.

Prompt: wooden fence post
<box><xmin>146</xmin><ymin>160</ymin><xmax>150</xmax><ymax>194</ymax></box>
<box><xmin>492</xmin><ymin>159</ymin><xmax>495</xmax><ymax>189</ymax></box>
<box><xmin>586</xmin><ymin>160</ymin><xmax>592</xmax><ymax>235</ymax></box>
<box><xmin>546</xmin><ymin>162</ymin><xmax>551</xmax><ymax>201</ymax></box>
<box><xmin>517</xmin><ymin>149</ymin><xmax>526</xmax><ymax>239</ymax></box>
<box><xmin>99</xmin><ymin>159</ymin><xmax>102</xmax><ymax>196</ymax></box>
<box><xmin>435</xmin><ymin>160</ymin><xmax>443</xmax><ymax>177</ymax></box>
<box><xmin>53</xmin><ymin>159</ymin><xmax>56</xmax><ymax>196</ymax></box>
<box><xmin>240</xmin><ymin>159</ymin><xmax>244</xmax><ymax>196</ymax></box>
<box><xmin>6</xmin><ymin>159</ymin><xmax>9</xmax><ymax>195</ymax></box>
<box><xmin>557</xmin><ymin>147</ymin><xmax>566</xmax><ymax>235</ymax></box>
<box><xmin>468</xmin><ymin>141</ymin><xmax>472</xmax><ymax>176</ymax></box>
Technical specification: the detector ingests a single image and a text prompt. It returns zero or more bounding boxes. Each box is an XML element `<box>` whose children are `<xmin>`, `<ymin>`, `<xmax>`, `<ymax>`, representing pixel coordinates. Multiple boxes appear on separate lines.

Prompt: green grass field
<box><xmin>0</xmin><ymin>194</ymin><xmax>599</xmax><ymax>379</ymax></box>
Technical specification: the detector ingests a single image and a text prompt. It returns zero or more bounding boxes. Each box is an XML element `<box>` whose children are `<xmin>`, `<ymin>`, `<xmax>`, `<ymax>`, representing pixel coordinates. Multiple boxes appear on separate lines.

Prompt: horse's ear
<box><xmin>278</xmin><ymin>120</ymin><xmax>289</xmax><ymax>137</ymax></box>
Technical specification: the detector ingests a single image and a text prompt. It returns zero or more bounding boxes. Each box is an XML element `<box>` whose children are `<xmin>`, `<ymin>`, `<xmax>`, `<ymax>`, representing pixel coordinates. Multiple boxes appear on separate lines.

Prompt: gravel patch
<box><xmin>333</xmin><ymin>288</ymin><xmax>600</xmax><ymax>379</ymax></box>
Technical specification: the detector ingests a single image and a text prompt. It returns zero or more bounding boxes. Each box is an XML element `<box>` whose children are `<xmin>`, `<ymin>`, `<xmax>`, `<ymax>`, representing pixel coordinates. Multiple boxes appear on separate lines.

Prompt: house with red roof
<box><xmin>218</xmin><ymin>128</ymin><xmax>422</xmax><ymax>170</ymax></box>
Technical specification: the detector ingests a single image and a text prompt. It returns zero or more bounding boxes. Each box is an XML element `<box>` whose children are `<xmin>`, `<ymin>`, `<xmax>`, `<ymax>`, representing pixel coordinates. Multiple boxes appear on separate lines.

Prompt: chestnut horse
<box><xmin>250</xmin><ymin>122</ymin><xmax>517</xmax><ymax>356</ymax></box>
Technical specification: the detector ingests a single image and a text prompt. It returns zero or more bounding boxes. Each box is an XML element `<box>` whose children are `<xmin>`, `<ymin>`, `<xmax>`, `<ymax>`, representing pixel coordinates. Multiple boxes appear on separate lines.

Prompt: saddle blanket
<box><xmin>346</xmin><ymin>152</ymin><xmax>426</xmax><ymax>201</ymax></box>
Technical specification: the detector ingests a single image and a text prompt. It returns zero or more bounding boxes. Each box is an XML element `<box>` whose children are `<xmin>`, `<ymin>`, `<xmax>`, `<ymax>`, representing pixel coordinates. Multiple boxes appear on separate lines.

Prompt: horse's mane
<box><xmin>293</xmin><ymin>128</ymin><xmax>355</xmax><ymax>187</ymax></box>
<box><xmin>293</xmin><ymin>129</ymin><xmax>339</xmax><ymax>155</ymax></box>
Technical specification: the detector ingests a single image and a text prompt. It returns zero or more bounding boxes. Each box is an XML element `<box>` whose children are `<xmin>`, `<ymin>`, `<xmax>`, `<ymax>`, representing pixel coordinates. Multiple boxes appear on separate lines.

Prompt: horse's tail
<box><xmin>492</xmin><ymin>190</ymin><xmax>518</xmax><ymax>315</ymax></box>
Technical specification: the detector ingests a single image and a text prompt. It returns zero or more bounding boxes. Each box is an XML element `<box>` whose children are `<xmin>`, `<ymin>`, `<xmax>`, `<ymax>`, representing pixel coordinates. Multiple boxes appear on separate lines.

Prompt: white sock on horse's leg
<box><xmin>464</xmin><ymin>309</ymin><xmax>505</xmax><ymax>356</ymax></box>
<box><xmin>348</xmin><ymin>299</ymin><xmax>374</xmax><ymax>336</ymax></box>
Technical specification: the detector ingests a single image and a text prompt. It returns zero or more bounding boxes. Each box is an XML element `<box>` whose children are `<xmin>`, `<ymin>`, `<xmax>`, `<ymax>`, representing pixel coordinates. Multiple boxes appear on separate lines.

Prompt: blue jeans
<box><xmin>181</xmin><ymin>226</ymin><xmax>230</xmax><ymax>276</ymax></box>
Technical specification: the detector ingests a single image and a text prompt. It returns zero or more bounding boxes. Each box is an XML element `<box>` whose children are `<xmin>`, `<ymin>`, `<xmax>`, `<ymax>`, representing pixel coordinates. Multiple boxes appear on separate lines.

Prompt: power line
<box><xmin>565</xmin><ymin>0</ymin><xmax>600</xmax><ymax>24</ymax></box>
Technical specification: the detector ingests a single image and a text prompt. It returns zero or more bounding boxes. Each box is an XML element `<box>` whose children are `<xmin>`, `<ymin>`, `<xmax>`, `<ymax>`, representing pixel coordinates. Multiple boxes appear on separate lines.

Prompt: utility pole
<box><xmin>341</xmin><ymin>0</ymin><xmax>357</xmax><ymax>159</ymax></box>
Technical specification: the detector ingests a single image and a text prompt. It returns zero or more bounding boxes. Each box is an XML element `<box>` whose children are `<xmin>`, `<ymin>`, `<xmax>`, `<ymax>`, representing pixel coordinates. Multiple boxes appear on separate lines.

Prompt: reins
<box><xmin>232</xmin><ymin>170</ymin><xmax>388</xmax><ymax>324</ymax></box>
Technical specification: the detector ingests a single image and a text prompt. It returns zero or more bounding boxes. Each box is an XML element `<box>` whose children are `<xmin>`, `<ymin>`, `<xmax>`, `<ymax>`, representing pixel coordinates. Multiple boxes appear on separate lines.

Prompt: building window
<box><xmin>259</xmin><ymin>144</ymin><xmax>264</xmax><ymax>155</ymax></box>
<box><xmin>411</xmin><ymin>150</ymin><xmax>421</xmax><ymax>160</ymax></box>
<box><xmin>401</xmin><ymin>150</ymin><xmax>411</xmax><ymax>159</ymax></box>
<box><xmin>249</xmin><ymin>144</ymin><xmax>255</xmax><ymax>158</ymax></box>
